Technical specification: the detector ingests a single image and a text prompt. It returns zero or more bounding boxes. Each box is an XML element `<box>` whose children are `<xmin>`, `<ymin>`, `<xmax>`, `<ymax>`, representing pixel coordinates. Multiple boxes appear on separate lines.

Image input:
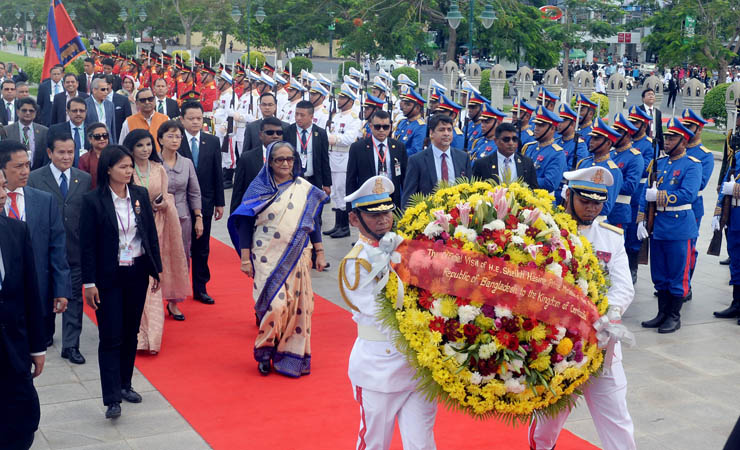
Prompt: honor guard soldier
<box><xmin>512</xmin><ymin>98</ymin><xmax>536</xmax><ymax>147</ymax></box>
<box><xmin>308</xmin><ymin>81</ymin><xmax>331</xmax><ymax>129</ymax></box>
<box><xmin>348</xmin><ymin>67</ymin><xmax>365</xmax><ymax>86</ymax></box>
<box><xmin>377</xmin><ymin>69</ymin><xmax>400</xmax><ymax>118</ymax></box>
<box><xmin>371</xmin><ymin>77</ymin><xmax>390</xmax><ymax>102</ymax></box>
<box><xmin>232</xmin><ymin>62</ymin><xmax>247</xmax><ymax>97</ymax></box>
<box><xmin>577</xmin><ymin>93</ymin><xmax>598</xmax><ymax>148</ymax></box>
<box><xmin>577</xmin><ymin>118</ymin><xmax>623</xmax><ymax>220</ymax></box>
<box><xmin>681</xmin><ymin>108</ymin><xmax>714</xmax><ymax>287</ymax></box>
<box><xmin>435</xmin><ymin>94</ymin><xmax>465</xmax><ymax>149</ymax></box>
<box><xmin>274</xmin><ymin>72</ymin><xmax>289</xmax><ymax>113</ymax></box>
<box><xmin>626</xmin><ymin>105</ymin><xmax>654</xmax><ymax>281</ymax></box>
<box><xmin>470</xmin><ymin>103</ymin><xmax>506</xmax><ymax>163</ymax></box>
<box><xmin>712</xmin><ymin>100</ymin><xmax>740</xmax><ymax>321</ymax></box>
<box><xmin>464</xmin><ymin>90</ymin><xmax>489</xmax><ymax>150</ymax></box>
<box><xmin>637</xmin><ymin>118</ymin><xmax>702</xmax><ymax>333</ymax></box>
<box><xmin>343</xmin><ymin>75</ymin><xmax>363</xmax><ymax>115</ymax></box>
<box><xmin>394</xmin><ymin>88</ymin><xmax>427</xmax><ymax>156</ymax></box>
<box><xmin>521</xmin><ymin>106</ymin><xmax>566</xmax><ymax>194</ymax></box>
<box><xmin>608</xmin><ymin>113</ymin><xmax>644</xmax><ymax>235</ymax></box>
<box><xmin>531</xmin><ymin>166</ymin><xmax>636</xmax><ymax>450</ymax></box>
<box><xmin>361</xmin><ymin>94</ymin><xmax>386</xmax><ymax>139</ymax></box>
<box><xmin>200</xmin><ymin>65</ymin><xmax>219</xmax><ymax>113</ymax></box>
<box><xmin>396</xmin><ymin>73</ymin><xmax>416</xmax><ymax>98</ymax></box>
<box><xmin>555</xmin><ymin>103</ymin><xmax>590</xmax><ymax>204</ymax></box>
<box><xmin>427</xmin><ymin>79</ymin><xmax>446</xmax><ymax>114</ymax></box>
<box><xmin>252</xmin><ymin>72</ymin><xmax>275</xmax><ymax>120</ymax></box>
<box><xmin>213</xmin><ymin>69</ymin><xmax>238</xmax><ymax>186</ymax></box>
<box><xmin>300</xmin><ymin>69</ymin><xmax>316</xmax><ymax>90</ymax></box>
<box><xmin>325</xmin><ymin>84</ymin><xmax>362</xmax><ymax>239</ymax></box>
<box><xmin>279</xmin><ymin>78</ymin><xmax>306</xmax><ymax>124</ymax></box>
<box><xmin>317</xmin><ymin>73</ymin><xmax>333</xmax><ymax>111</ymax></box>
<box><xmin>530</xmin><ymin>86</ymin><xmax>560</xmax><ymax>129</ymax></box>
<box><xmin>340</xmin><ymin>176</ymin><xmax>438</xmax><ymax>450</ymax></box>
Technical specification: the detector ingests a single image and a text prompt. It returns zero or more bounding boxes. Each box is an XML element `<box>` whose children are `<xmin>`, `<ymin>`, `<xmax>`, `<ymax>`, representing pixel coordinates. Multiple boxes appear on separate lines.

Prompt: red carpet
<box><xmin>86</xmin><ymin>239</ymin><xmax>599</xmax><ymax>449</ymax></box>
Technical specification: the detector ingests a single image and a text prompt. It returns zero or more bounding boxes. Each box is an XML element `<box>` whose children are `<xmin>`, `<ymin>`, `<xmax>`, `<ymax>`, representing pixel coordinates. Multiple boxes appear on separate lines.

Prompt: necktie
<box><xmin>87</xmin><ymin>76</ymin><xmax>91</xmax><ymax>94</ymax></box>
<box><xmin>377</xmin><ymin>143</ymin><xmax>386</xmax><ymax>175</ymax></box>
<box><xmin>301</xmin><ymin>129</ymin><xmax>308</xmax><ymax>158</ymax></box>
<box><xmin>54</xmin><ymin>83</ymin><xmax>60</xmax><ymax>95</ymax></box>
<box><xmin>441</xmin><ymin>152</ymin><xmax>449</xmax><ymax>183</ymax></box>
<box><xmin>191</xmin><ymin>137</ymin><xmax>199</xmax><ymax>168</ymax></box>
<box><xmin>503</xmin><ymin>157</ymin><xmax>512</xmax><ymax>184</ymax></box>
<box><xmin>22</xmin><ymin>126</ymin><xmax>30</xmax><ymax>147</ymax></box>
<box><xmin>60</xmin><ymin>172</ymin><xmax>68</xmax><ymax>198</ymax></box>
<box><xmin>74</xmin><ymin>127</ymin><xmax>82</xmax><ymax>153</ymax></box>
<box><xmin>158</xmin><ymin>100</ymin><xmax>164</xmax><ymax>114</ymax></box>
<box><xmin>7</xmin><ymin>192</ymin><xmax>20</xmax><ymax>219</ymax></box>
<box><xmin>6</xmin><ymin>102</ymin><xmax>11</xmax><ymax>122</ymax></box>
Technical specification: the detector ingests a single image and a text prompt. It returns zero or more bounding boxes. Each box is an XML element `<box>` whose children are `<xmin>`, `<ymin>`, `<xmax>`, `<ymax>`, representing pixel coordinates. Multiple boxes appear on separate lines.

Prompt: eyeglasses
<box><xmin>138</xmin><ymin>96</ymin><xmax>155</xmax><ymax>103</ymax></box>
<box><xmin>164</xmin><ymin>134</ymin><xmax>182</xmax><ymax>140</ymax></box>
<box><xmin>263</xmin><ymin>129</ymin><xmax>284</xmax><ymax>136</ymax></box>
<box><xmin>97</xmin><ymin>87</ymin><xmax>110</xmax><ymax>92</ymax></box>
<box><xmin>372</xmin><ymin>124</ymin><xmax>391</xmax><ymax>131</ymax></box>
<box><xmin>272</xmin><ymin>156</ymin><xmax>295</xmax><ymax>165</ymax></box>
<box><xmin>91</xmin><ymin>133</ymin><xmax>109</xmax><ymax>140</ymax></box>
<box><xmin>68</xmin><ymin>108</ymin><xmax>86</xmax><ymax>114</ymax></box>
<box><xmin>19</xmin><ymin>109</ymin><xmax>35</xmax><ymax>113</ymax></box>
<box><xmin>499</xmin><ymin>136</ymin><xmax>519</xmax><ymax>143</ymax></box>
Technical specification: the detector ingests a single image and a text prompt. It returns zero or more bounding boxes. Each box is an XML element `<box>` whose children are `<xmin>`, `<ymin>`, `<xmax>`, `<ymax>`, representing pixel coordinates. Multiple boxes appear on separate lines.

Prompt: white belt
<box><xmin>358</xmin><ymin>324</ymin><xmax>389</xmax><ymax>342</ymax></box>
<box><xmin>657</xmin><ymin>204</ymin><xmax>691</xmax><ymax>212</ymax></box>
<box><xmin>616</xmin><ymin>195</ymin><xmax>631</xmax><ymax>204</ymax></box>
<box><xmin>640</xmin><ymin>177</ymin><xmax>647</xmax><ymax>183</ymax></box>
<box><xmin>331</xmin><ymin>146</ymin><xmax>350</xmax><ymax>153</ymax></box>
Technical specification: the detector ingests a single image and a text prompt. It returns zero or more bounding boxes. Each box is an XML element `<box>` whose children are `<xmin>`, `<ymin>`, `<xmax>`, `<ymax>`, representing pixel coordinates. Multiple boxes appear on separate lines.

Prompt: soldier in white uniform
<box><xmin>324</xmin><ymin>84</ymin><xmax>362</xmax><ymax>239</ymax></box>
<box><xmin>300</xmin><ymin>69</ymin><xmax>316</xmax><ymax>90</ymax></box>
<box><xmin>317</xmin><ymin>73</ymin><xmax>333</xmax><ymax>111</ymax></box>
<box><xmin>529</xmin><ymin>166</ymin><xmax>636</xmax><ymax>450</ymax></box>
<box><xmin>340</xmin><ymin>176</ymin><xmax>438</xmax><ymax>450</ymax></box>
<box><xmin>279</xmin><ymin>77</ymin><xmax>305</xmax><ymax>124</ymax></box>
<box><xmin>309</xmin><ymin>81</ymin><xmax>330</xmax><ymax>129</ymax></box>
<box><xmin>213</xmin><ymin>69</ymin><xmax>238</xmax><ymax>184</ymax></box>
<box><xmin>274</xmin><ymin>72</ymin><xmax>289</xmax><ymax>113</ymax></box>
<box><xmin>343</xmin><ymin>75</ymin><xmax>363</xmax><ymax>116</ymax></box>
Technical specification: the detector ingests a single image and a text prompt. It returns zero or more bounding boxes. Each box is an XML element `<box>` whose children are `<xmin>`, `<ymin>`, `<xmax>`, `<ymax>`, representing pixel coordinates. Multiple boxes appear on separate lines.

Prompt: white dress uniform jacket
<box><xmin>328</xmin><ymin>109</ymin><xmax>362</xmax><ymax>209</ymax></box>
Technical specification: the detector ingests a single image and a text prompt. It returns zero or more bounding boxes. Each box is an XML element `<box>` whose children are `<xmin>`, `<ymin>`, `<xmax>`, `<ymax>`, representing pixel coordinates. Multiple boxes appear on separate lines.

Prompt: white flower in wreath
<box><xmin>478</xmin><ymin>342</ymin><xmax>498</xmax><ymax>359</ymax></box>
<box><xmin>458</xmin><ymin>305</ymin><xmax>481</xmax><ymax>325</ymax></box>
<box><xmin>576</xmin><ymin>278</ymin><xmax>589</xmax><ymax>294</ymax></box>
<box><xmin>574</xmin><ymin>356</ymin><xmax>589</xmax><ymax>369</ymax></box>
<box><xmin>511</xmin><ymin>235</ymin><xmax>525</xmax><ymax>246</ymax></box>
<box><xmin>500</xmin><ymin>369</ymin><xmax>514</xmax><ymax>381</ymax></box>
<box><xmin>494</xmin><ymin>306</ymin><xmax>513</xmax><ymax>318</ymax></box>
<box><xmin>454</xmin><ymin>225</ymin><xmax>478</xmax><ymax>243</ymax></box>
<box><xmin>554</xmin><ymin>360</ymin><xmax>570</xmax><ymax>374</ymax></box>
<box><xmin>442</xmin><ymin>343</ymin><xmax>456</xmax><ymax>357</ymax></box>
<box><xmin>423</xmin><ymin>221</ymin><xmax>444</xmax><ymax>239</ymax></box>
<box><xmin>430</xmin><ymin>299</ymin><xmax>443</xmax><ymax>317</ymax></box>
<box><xmin>470</xmin><ymin>371</ymin><xmax>483</xmax><ymax>385</ymax></box>
<box><xmin>505</xmin><ymin>376</ymin><xmax>526</xmax><ymax>393</ymax></box>
<box><xmin>508</xmin><ymin>358</ymin><xmax>524</xmax><ymax>373</ymax></box>
<box><xmin>546</xmin><ymin>262</ymin><xmax>562</xmax><ymax>277</ymax></box>
<box><xmin>515</xmin><ymin>222</ymin><xmax>528</xmax><ymax>236</ymax></box>
<box><xmin>454</xmin><ymin>351</ymin><xmax>468</xmax><ymax>365</ymax></box>
<box><xmin>555</xmin><ymin>326</ymin><xmax>566</xmax><ymax>342</ymax></box>
<box><xmin>483</xmin><ymin>219</ymin><xmax>505</xmax><ymax>231</ymax></box>
<box><xmin>482</xmin><ymin>374</ymin><xmax>497</xmax><ymax>383</ymax></box>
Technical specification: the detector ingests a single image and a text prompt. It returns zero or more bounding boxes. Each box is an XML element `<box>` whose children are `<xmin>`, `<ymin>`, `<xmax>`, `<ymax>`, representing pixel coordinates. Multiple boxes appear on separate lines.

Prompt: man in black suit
<box><xmin>101</xmin><ymin>58</ymin><xmax>122</xmax><ymax>92</ymax></box>
<box><xmin>50</xmin><ymin>73</ymin><xmax>88</xmax><ymax>125</ymax></box>
<box><xmin>472</xmin><ymin>122</ymin><xmax>539</xmax><ymax>187</ymax></box>
<box><xmin>45</xmin><ymin>97</ymin><xmax>91</xmax><ymax>168</ymax></box>
<box><xmin>346</xmin><ymin>110</ymin><xmax>407</xmax><ymax>211</ymax></box>
<box><xmin>0</xmin><ymin>78</ymin><xmax>18</xmax><ymax>125</ymax></box>
<box><xmin>178</xmin><ymin>101</ymin><xmax>225</xmax><ymax>304</ymax></box>
<box><xmin>3</xmin><ymin>98</ymin><xmax>48</xmax><ymax>170</ymax></box>
<box><xmin>242</xmin><ymin>92</ymin><xmax>288</xmax><ymax>152</ymax></box>
<box><xmin>37</xmin><ymin>64</ymin><xmax>65</xmax><ymax>126</ymax></box>
<box><xmin>77</xmin><ymin>58</ymin><xmax>96</xmax><ymax>95</ymax></box>
<box><xmin>402</xmin><ymin>114</ymin><xmax>472</xmax><ymax>208</ymax></box>
<box><xmin>285</xmin><ymin>100</ymin><xmax>331</xmax><ymax>196</ymax></box>
<box><xmin>103</xmin><ymin>74</ymin><xmax>132</xmax><ymax>140</ymax></box>
<box><xmin>28</xmin><ymin>134</ymin><xmax>92</xmax><ymax>364</ymax></box>
<box><xmin>0</xmin><ymin>171</ymin><xmax>46</xmax><ymax>449</ymax></box>
<box><xmin>230</xmin><ymin>116</ymin><xmax>284</xmax><ymax>214</ymax></box>
<box><xmin>153</xmin><ymin>77</ymin><xmax>180</xmax><ymax>118</ymax></box>
<box><xmin>641</xmin><ymin>88</ymin><xmax>664</xmax><ymax>151</ymax></box>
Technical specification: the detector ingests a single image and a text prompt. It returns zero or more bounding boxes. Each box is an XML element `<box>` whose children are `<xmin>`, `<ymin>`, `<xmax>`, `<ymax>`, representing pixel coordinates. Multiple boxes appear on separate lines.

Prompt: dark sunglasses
<box><xmin>373</xmin><ymin>124</ymin><xmax>391</xmax><ymax>131</ymax></box>
<box><xmin>91</xmin><ymin>133</ymin><xmax>109</xmax><ymax>140</ymax></box>
<box><xmin>500</xmin><ymin>136</ymin><xmax>519</xmax><ymax>143</ymax></box>
<box><xmin>272</xmin><ymin>156</ymin><xmax>294</xmax><ymax>164</ymax></box>
<box><xmin>263</xmin><ymin>129</ymin><xmax>284</xmax><ymax>136</ymax></box>
<box><xmin>137</xmin><ymin>96</ymin><xmax>155</xmax><ymax>103</ymax></box>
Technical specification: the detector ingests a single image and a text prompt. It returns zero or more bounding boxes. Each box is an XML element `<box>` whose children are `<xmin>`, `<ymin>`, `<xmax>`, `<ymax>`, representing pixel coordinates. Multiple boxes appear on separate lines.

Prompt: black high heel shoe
<box><xmin>167</xmin><ymin>303</ymin><xmax>185</xmax><ymax>321</ymax></box>
<box><xmin>258</xmin><ymin>360</ymin><xmax>271</xmax><ymax>375</ymax></box>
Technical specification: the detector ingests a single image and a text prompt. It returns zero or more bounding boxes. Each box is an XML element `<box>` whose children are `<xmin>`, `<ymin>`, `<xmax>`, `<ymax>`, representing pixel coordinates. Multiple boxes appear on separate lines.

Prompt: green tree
<box><xmin>172</xmin><ymin>0</ymin><xmax>209</xmax><ymax>50</ymax></box>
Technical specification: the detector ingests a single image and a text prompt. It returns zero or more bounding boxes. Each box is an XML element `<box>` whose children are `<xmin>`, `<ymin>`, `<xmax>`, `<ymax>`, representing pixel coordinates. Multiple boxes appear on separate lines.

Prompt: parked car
<box><xmin>375</xmin><ymin>56</ymin><xmax>414</xmax><ymax>72</ymax></box>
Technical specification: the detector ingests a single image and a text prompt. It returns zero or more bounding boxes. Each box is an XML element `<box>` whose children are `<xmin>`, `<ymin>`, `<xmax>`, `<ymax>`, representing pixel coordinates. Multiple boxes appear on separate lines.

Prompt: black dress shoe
<box><xmin>167</xmin><ymin>303</ymin><xmax>185</xmax><ymax>321</ymax></box>
<box><xmin>330</xmin><ymin>227</ymin><xmax>350</xmax><ymax>238</ymax></box>
<box><xmin>194</xmin><ymin>292</ymin><xmax>215</xmax><ymax>304</ymax></box>
<box><xmin>105</xmin><ymin>402</ymin><xmax>121</xmax><ymax>419</ymax></box>
<box><xmin>61</xmin><ymin>347</ymin><xmax>86</xmax><ymax>364</ymax></box>
<box><xmin>721</xmin><ymin>257</ymin><xmax>731</xmax><ymax>265</ymax></box>
<box><xmin>258</xmin><ymin>360</ymin><xmax>271</xmax><ymax>375</ymax></box>
<box><xmin>121</xmin><ymin>388</ymin><xmax>142</xmax><ymax>403</ymax></box>
<box><xmin>255</xmin><ymin>313</ymin><xmax>260</xmax><ymax>327</ymax></box>
<box><xmin>683</xmin><ymin>290</ymin><xmax>692</xmax><ymax>302</ymax></box>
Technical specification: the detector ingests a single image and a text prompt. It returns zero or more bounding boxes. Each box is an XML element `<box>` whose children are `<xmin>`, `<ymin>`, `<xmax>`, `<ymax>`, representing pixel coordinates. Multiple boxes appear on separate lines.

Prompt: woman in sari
<box><xmin>228</xmin><ymin>141</ymin><xmax>328</xmax><ymax>377</ymax></box>
<box><xmin>124</xmin><ymin>129</ymin><xmax>194</xmax><ymax>354</ymax></box>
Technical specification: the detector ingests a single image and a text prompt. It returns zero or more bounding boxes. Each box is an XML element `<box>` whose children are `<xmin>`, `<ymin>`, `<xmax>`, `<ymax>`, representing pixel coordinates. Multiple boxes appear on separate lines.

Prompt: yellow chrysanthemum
<box><xmin>556</xmin><ymin>337</ymin><xmax>573</xmax><ymax>356</ymax></box>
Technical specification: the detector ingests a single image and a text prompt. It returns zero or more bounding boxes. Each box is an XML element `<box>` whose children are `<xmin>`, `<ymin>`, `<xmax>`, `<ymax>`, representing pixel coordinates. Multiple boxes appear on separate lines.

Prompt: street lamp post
<box><xmin>445</xmin><ymin>0</ymin><xmax>495</xmax><ymax>65</ymax></box>
<box><xmin>16</xmin><ymin>10</ymin><xmax>35</xmax><ymax>57</ymax></box>
<box><xmin>119</xmin><ymin>4</ymin><xmax>147</xmax><ymax>49</ymax></box>
<box><xmin>232</xmin><ymin>0</ymin><xmax>266</xmax><ymax>69</ymax></box>
<box><xmin>328</xmin><ymin>12</ymin><xmax>335</xmax><ymax>59</ymax></box>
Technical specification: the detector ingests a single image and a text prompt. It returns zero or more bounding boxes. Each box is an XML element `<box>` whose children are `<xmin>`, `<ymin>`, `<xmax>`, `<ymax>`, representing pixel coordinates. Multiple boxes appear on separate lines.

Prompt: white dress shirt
<box><xmin>432</xmin><ymin>144</ymin><xmax>455</xmax><ymax>184</ymax></box>
<box><xmin>156</xmin><ymin>97</ymin><xmax>168</xmax><ymax>116</ymax></box>
<box><xmin>111</xmin><ymin>185</ymin><xmax>143</xmax><ymax>259</ymax></box>
<box><xmin>497</xmin><ymin>151</ymin><xmax>518</xmax><ymax>182</ymax></box>
<box><xmin>50</xmin><ymin>81</ymin><xmax>63</xmax><ymax>99</ymax></box>
<box><xmin>642</xmin><ymin>104</ymin><xmax>656</xmax><ymax>137</ymax></box>
<box><xmin>49</xmin><ymin>163</ymin><xmax>72</xmax><ymax>189</ymax></box>
<box><xmin>371</xmin><ymin>136</ymin><xmax>390</xmax><ymax>177</ymax></box>
<box><xmin>18</xmin><ymin>121</ymin><xmax>35</xmax><ymax>160</ymax></box>
<box><xmin>4</xmin><ymin>187</ymin><xmax>25</xmax><ymax>220</ymax></box>
<box><xmin>297</xmin><ymin>125</ymin><xmax>314</xmax><ymax>177</ymax></box>
<box><xmin>4</xmin><ymin>99</ymin><xmax>15</xmax><ymax>123</ymax></box>
<box><xmin>92</xmin><ymin>98</ymin><xmax>106</xmax><ymax>123</ymax></box>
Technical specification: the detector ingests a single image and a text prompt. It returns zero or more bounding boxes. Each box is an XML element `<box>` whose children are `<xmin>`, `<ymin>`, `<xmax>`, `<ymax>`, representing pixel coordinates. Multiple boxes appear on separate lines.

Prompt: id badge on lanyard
<box><xmin>298</xmin><ymin>130</ymin><xmax>309</xmax><ymax>169</ymax></box>
<box><xmin>116</xmin><ymin>201</ymin><xmax>134</xmax><ymax>266</ymax></box>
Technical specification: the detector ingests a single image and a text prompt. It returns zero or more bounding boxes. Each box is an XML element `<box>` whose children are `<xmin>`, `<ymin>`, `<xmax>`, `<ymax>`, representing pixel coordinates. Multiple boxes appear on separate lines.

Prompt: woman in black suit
<box><xmin>80</xmin><ymin>145</ymin><xmax>162</xmax><ymax>419</ymax></box>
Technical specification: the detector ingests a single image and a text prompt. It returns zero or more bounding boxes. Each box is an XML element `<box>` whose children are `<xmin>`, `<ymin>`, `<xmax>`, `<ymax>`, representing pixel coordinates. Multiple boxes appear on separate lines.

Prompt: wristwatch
<box><xmin>194</xmin><ymin>213</ymin><xmax>203</xmax><ymax>218</ymax></box>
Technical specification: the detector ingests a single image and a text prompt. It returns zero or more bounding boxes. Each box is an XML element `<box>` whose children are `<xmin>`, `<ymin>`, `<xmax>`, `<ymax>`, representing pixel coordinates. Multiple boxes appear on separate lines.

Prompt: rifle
<box><xmin>638</xmin><ymin>129</ymin><xmax>660</xmax><ymax>264</ymax></box>
<box><xmin>571</xmin><ymin>98</ymin><xmax>583</xmax><ymax>170</ymax></box>
<box><xmin>221</xmin><ymin>72</ymin><xmax>237</xmax><ymax>156</ymax></box>
<box><xmin>326</xmin><ymin>85</ymin><xmax>336</xmax><ymax>131</ymax></box>
<box><xmin>708</xmin><ymin>107</ymin><xmax>740</xmax><ymax>255</ymax></box>
<box><xmin>462</xmin><ymin>89</ymin><xmax>471</xmax><ymax>151</ymax></box>
<box><xmin>515</xmin><ymin>90</ymin><xmax>523</xmax><ymax>154</ymax></box>
<box><xmin>248</xmin><ymin>64</ymin><xmax>254</xmax><ymax>115</ymax></box>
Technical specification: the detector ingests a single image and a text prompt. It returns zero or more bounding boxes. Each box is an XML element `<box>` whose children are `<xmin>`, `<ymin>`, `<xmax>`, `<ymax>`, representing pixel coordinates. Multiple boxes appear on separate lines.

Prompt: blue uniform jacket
<box><xmin>557</xmin><ymin>135</ymin><xmax>589</xmax><ymax>172</ymax></box>
<box><xmin>578</xmin><ymin>124</ymin><xmax>593</xmax><ymax>149</ymax></box>
<box><xmin>640</xmin><ymin>153</ymin><xmax>702</xmax><ymax>240</ymax></box>
<box><xmin>452</xmin><ymin>126</ymin><xmax>465</xmax><ymax>151</ymax></box>
<box><xmin>522</xmin><ymin>140</ymin><xmax>566</xmax><ymax>193</ymax></box>
<box><xmin>465</xmin><ymin>121</ymin><xmax>482</xmax><ymax>150</ymax></box>
<box><xmin>470</xmin><ymin>136</ymin><xmax>497</xmax><ymax>163</ymax></box>
<box><xmin>519</xmin><ymin>127</ymin><xmax>535</xmax><ymax>147</ymax></box>
<box><xmin>577</xmin><ymin>155</ymin><xmax>623</xmax><ymax>218</ymax></box>
<box><xmin>686</xmin><ymin>143</ymin><xmax>714</xmax><ymax>222</ymax></box>
<box><xmin>608</xmin><ymin>147</ymin><xmax>644</xmax><ymax>225</ymax></box>
<box><xmin>394</xmin><ymin>117</ymin><xmax>427</xmax><ymax>156</ymax></box>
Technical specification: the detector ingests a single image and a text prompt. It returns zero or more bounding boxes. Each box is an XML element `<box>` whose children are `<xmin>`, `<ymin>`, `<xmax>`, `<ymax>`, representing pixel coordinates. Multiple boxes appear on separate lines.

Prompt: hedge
<box><xmin>702</xmin><ymin>83</ymin><xmax>730</xmax><ymax>129</ymax></box>
<box><xmin>81</xmin><ymin>37</ymin><xmax>90</xmax><ymax>50</ymax></box>
<box><xmin>118</xmin><ymin>40</ymin><xmax>136</xmax><ymax>56</ymax></box>
<box><xmin>198</xmin><ymin>46</ymin><xmax>221</xmax><ymax>66</ymax></box>
<box><xmin>22</xmin><ymin>58</ymin><xmax>81</xmax><ymax>83</ymax></box>
<box><xmin>240</xmin><ymin>50</ymin><xmax>265</xmax><ymax>69</ymax></box>
<box><xmin>569</xmin><ymin>92</ymin><xmax>609</xmax><ymax>119</ymax></box>
<box><xmin>391</xmin><ymin>66</ymin><xmax>418</xmax><ymax>89</ymax></box>
<box><xmin>480</xmin><ymin>69</ymin><xmax>491</xmax><ymax>99</ymax></box>
<box><xmin>337</xmin><ymin>61</ymin><xmax>361</xmax><ymax>81</ymax></box>
<box><xmin>98</xmin><ymin>42</ymin><xmax>115</xmax><ymax>54</ymax></box>
<box><xmin>288</xmin><ymin>56</ymin><xmax>312</xmax><ymax>74</ymax></box>
<box><xmin>172</xmin><ymin>50</ymin><xmax>190</xmax><ymax>64</ymax></box>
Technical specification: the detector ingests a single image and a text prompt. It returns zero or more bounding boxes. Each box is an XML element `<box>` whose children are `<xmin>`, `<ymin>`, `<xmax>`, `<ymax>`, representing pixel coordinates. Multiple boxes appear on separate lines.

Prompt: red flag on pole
<box><xmin>42</xmin><ymin>0</ymin><xmax>86</xmax><ymax>81</ymax></box>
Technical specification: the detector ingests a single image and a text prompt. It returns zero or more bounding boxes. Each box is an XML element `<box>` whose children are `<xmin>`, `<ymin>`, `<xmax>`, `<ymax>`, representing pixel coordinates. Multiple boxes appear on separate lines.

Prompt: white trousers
<box><xmin>353</xmin><ymin>385</ymin><xmax>437</xmax><ymax>450</ymax></box>
<box><xmin>329</xmin><ymin>150</ymin><xmax>349</xmax><ymax>210</ymax></box>
<box><xmin>220</xmin><ymin>137</ymin><xmax>237</xmax><ymax>170</ymax></box>
<box><xmin>529</xmin><ymin>344</ymin><xmax>635</xmax><ymax>450</ymax></box>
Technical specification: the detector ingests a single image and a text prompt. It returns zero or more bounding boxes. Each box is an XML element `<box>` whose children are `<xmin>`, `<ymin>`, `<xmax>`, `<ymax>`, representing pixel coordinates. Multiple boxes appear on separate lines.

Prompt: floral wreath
<box><xmin>378</xmin><ymin>179</ymin><xmax>610</xmax><ymax>423</ymax></box>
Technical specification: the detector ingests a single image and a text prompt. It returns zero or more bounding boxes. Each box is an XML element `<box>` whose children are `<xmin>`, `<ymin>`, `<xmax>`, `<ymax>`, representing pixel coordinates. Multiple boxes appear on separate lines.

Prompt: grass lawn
<box><xmin>702</xmin><ymin>131</ymin><xmax>727</xmax><ymax>153</ymax></box>
<box><xmin>0</xmin><ymin>50</ymin><xmax>35</xmax><ymax>68</ymax></box>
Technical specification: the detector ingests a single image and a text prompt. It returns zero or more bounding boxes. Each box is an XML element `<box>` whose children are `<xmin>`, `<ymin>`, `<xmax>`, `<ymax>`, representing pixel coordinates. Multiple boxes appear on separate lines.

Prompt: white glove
<box><xmin>637</xmin><ymin>221</ymin><xmax>649</xmax><ymax>240</ymax></box>
<box><xmin>712</xmin><ymin>215</ymin><xmax>721</xmax><ymax>232</ymax></box>
<box><xmin>227</xmin><ymin>108</ymin><xmax>235</xmax><ymax>118</ymax></box>
<box><xmin>328</xmin><ymin>134</ymin><xmax>337</xmax><ymax>146</ymax></box>
<box><xmin>722</xmin><ymin>180</ymin><xmax>736</xmax><ymax>196</ymax></box>
<box><xmin>560</xmin><ymin>184</ymin><xmax>569</xmax><ymax>202</ymax></box>
<box><xmin>645</xmin><ymin>182</ymin><xmax>658</xmax><ymax>202</ymax></box>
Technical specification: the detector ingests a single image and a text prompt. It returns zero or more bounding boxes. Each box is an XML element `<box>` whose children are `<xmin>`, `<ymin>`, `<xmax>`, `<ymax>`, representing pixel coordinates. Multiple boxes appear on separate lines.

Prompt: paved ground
<box><xmin>31</xmin><ymin>152</ymin><xmax>740</xmax><ymax>449</ymax></box>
